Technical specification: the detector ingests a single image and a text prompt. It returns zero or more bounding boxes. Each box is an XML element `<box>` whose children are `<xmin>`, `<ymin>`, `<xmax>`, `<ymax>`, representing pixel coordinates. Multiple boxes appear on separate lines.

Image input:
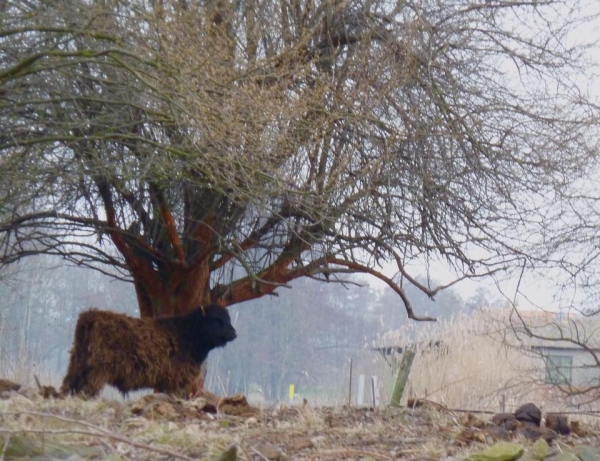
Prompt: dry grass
<box><xmin>0</xmin><ymin>392</ymin><xmax>477</xmax><ymax>461</ymax></box>
<box><xmin>368</xmin><ymin>308</ymin><xmax>590</xmax><ymax>413</ymax></box>
<box><xmin>1</xmin><ymin>384</ymin><xmax>600</xmax><ymax>461</ymax></box>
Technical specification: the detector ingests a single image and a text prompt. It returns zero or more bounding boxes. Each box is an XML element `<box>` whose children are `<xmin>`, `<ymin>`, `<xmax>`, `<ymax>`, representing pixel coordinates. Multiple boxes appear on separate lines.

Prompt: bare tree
<box><xmin>0</xmin><ymin>0</ymin><xmax>598</xmax><ymax>325</ymax></box>
<box><xmin>494</xmin><ymin>302</ymin><xmax>600</xmax><ymax>406</ymax></box>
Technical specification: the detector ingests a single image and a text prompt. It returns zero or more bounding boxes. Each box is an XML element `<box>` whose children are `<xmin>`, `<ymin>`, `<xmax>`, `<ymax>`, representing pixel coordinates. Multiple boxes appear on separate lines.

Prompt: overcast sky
<box><xmin>367</xmin><ymin>8</ymin><xmax>600</xmax><ymax>315</ymax></box>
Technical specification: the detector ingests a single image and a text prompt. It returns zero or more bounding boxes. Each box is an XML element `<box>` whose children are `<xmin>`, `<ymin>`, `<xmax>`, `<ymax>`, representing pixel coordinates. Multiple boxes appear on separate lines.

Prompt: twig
<box><xmin>0</xmin><ymin>411</ymin><xmax>195</xmax><ymax>461</ymax></box>
<box><xmin>251</xmin><ymin>447</ymin><xmax>271</xmax><ymax>461</ymax></box>
<box><xmin>315</xmin><ymin>448</ymin><xmax>394</xmax><ymax>460</ymax></box>
<box><xmin>1</xmin><ymin>433</ymin><xmax>10</xmax><ymax>461</ymax></box>
<box><xmin>445</xmin><ymin>408</ymin><xmax>497</xmax><ymax>415</ymax></box>
<box><xmin>217</xmin><ymin>374</ymin><xmax>228</xmax><ymax>396</ymax></box>
<box><xmin>546</xmin><ymin>411</ymin><xmax>600</xmax><ymax>417</ymax></box>
<box><xmin>0</xmin><ymin>428</ymin><xmax>115</xmax><ymax>437</ymax></box>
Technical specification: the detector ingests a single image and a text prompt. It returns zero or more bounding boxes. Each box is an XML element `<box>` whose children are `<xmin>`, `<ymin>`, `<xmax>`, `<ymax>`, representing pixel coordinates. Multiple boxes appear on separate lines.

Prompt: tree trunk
<box><xmin>133</xmin><ymin>261</ymin><xmax>213</xmax><ymax>318</ymax></box>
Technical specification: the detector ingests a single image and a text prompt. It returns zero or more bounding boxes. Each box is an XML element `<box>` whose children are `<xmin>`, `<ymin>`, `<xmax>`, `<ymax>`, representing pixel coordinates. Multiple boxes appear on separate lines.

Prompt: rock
<box><xmin>529</xmin><ymin>439</ymin><xmax>549</xmax><ymax>461</ymax></box>
<box><xmin>576</xmin><ymin>446</ymin><xmax>600</xmax><ymax>461</ymax></box>
<box><xmin>514</xmin><ymin>404</ymin><xmax>541</xmax><ymax>426</ymax></box>
<box><xmin>0</xmin><ymin>434</ymin><xmax>49</xmax><ymax>458</ymax></box>
<box><xmin>213</xmin><ymin>444</ymin><xmax>238</xmax><ymax>461</ymax></box>
<box><xmin>10</xmin><ymin>437</ymin><xmax>40</xmax><ymax>457</ymax></box>
<box><xmin>0</xmin><ymin>434</ymin><xmax>102</xmax><ymax>459</ymax></box>
<box><xmin>466</xmin><ymin>442</ymin><xmax>525</xmax><ymax>461</ymax></box>
<box><xmin>546</xmin><ymin>452</ymin><xmax>579</xmax><ymax>461</ymax></box>
<box><xmin>517</xmin><ymin>423</ymin><xmax>557</xmax><ymax>443</ymax></box>
<box><xmin>492</xmin><ymin>413</ymin><xmax>521</xmax><ymax>432</ymax></box>
<box><xmin>545</xmin><ymin>414</ymin><xmax>570</xmax><ymax>435</ymax></box>
<box><xmin>486</xmin><ymin>426</ymin><xmax>511</xmax><ymax>441</ymax></box>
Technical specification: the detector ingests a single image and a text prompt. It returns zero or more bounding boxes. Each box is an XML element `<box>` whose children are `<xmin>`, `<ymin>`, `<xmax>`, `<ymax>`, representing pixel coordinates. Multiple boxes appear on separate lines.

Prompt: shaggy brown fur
<box><xmin>60</xmin><ymin>304</ymin><xmax>236</xmax><ymax>397</ymax></box>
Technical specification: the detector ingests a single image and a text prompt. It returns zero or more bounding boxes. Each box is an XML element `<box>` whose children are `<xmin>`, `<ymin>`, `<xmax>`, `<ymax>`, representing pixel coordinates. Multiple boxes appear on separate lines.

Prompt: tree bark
<box><xmin>133</xmin><ymin>262</ymin><xmax>213</xmax><ymax>318</ymax></box>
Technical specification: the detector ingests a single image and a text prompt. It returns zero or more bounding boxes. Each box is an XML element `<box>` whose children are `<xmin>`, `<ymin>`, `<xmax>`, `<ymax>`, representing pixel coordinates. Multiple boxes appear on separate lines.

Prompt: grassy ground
<box><xmin>1</xmin><ymin>388</ymin><xmax>600</xmax><ymax>461</ymax></box>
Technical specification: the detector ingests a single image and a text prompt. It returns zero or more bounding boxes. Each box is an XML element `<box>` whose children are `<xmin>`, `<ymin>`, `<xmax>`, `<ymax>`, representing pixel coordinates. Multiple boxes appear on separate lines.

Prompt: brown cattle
<box><xmin>61</xmin><ymin>304</ymin><xmax>236</xmax><ymax>397</ymax></box>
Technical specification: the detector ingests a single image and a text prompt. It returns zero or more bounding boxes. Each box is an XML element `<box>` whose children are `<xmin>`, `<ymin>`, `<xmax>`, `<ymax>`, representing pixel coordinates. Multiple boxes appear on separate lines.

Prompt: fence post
<box><xmin>389</xmin><ymin>348</ymin><xmax>416</xmax><ymax>407</ymax></box>
<box><xmin>371</xmin><ymin>375</ymin><xmax>380</xmax><ymax>407</ymax></box>
<box><xmin>357</xmin><ymin>374</ymin><xmax>366</xmax><ymax>406</ymax></box>
<box><xmin>348</xmin><ymin>358</ymin><xmax>353</xmax><ymax>406</ymax></box>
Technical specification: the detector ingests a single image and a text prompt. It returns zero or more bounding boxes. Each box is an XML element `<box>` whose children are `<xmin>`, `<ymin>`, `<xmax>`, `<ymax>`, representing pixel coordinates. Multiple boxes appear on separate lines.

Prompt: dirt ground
<box><xmin>1</xmin><ymin>389</ymin><xmax>600</xmax><ymax>461</ymax></box>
